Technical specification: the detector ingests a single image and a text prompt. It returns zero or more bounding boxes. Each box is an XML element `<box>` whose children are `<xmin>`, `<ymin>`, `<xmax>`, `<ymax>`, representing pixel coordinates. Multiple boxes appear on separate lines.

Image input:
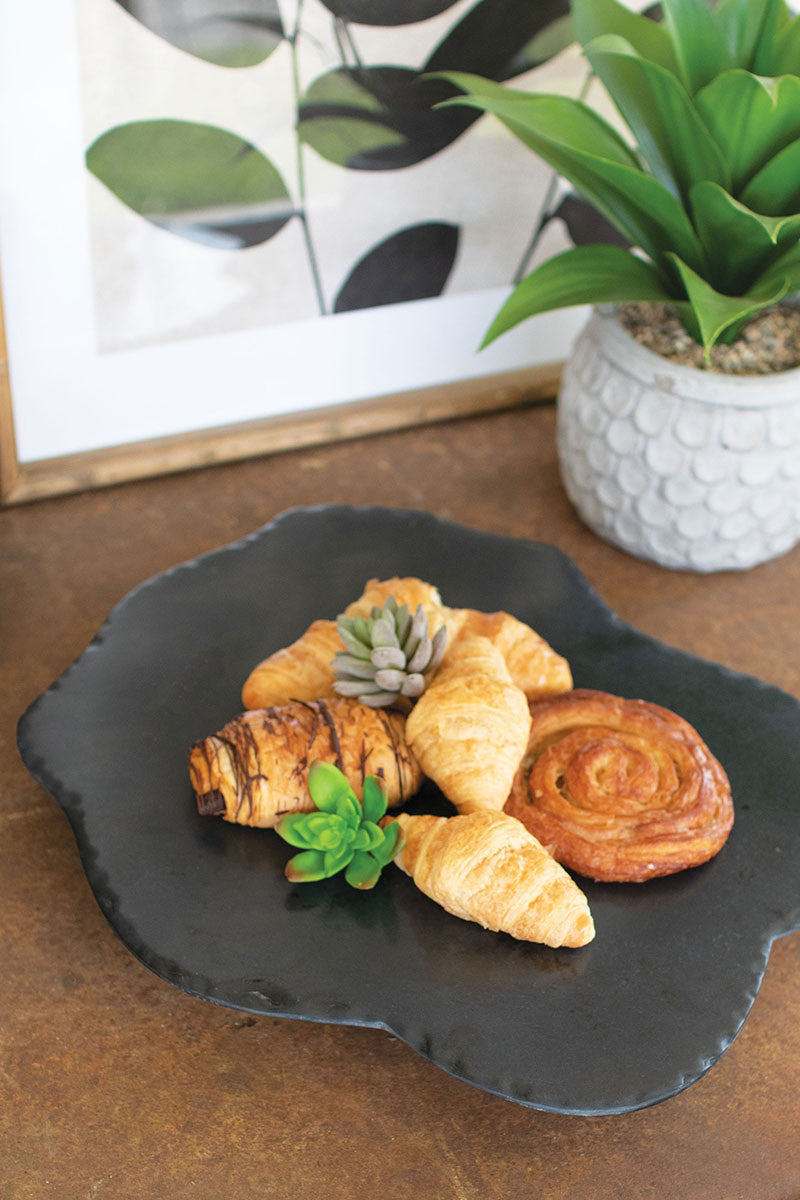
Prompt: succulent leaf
<box><xmin>337</xmin><ymin>626</ymin><xmax>373</xmax><ymax>659</ymax></box>
<box><xmin>345</xmin><ymin>851</ymin><xmax>383</xmax><ymax>890</ymax></box>
<box><xmin>332</xmin><ymin>652</ymin><xmax>378</xmax><ymax>679</ymax></box>
<box><xmin>324</xmin><ymin>845</ymin><xmax>355</xmax><ymax>875</ymax></box>
<box><xmin>276</xmin><ymin>813</ymin><xmax>317</xmax><ymax>849</ymax></box>
<box><xmin>401</xmin><ymin>673</ymin><xmax>426</xmax><ymax>697</ymax></box>
<box><xmin>285</xmin><ymin>849</ymin><xmax>328</xmax><ymax>882</ymax></box>
<box><xmin>372</xmin><ymin>820</ymin><xmax>405</xmax><ymax>867</ymax></box>
<box><xmin>362</xmin><ymin>775</ymin><xmax>388</xmax><ymax>823</ymax></box>
<box><xmin>371</xmin><ymin>646</ymin><xmax>407</xmax><ymax>670</ymax></box>
<box><xmin>307</xmin><ymin>760</ymin><xmax>351</xmax><ymax>812</ymax></box>
<box><xmin>334</xmin><ymin>791</ymin><xmax>362</xmax><ymax>829</ymax></box>
<box><xmin>358</xmin><ymin>690</ymin><xmax>403</xmax><ymax>708</ymax></box>
<box><xmin>406</xmin><ymin>635</ymin><xmax>432</xmax><ymax>674</ymax></box>
<box><xmin>370</xmin><ymin>617</ymin><xmax>400</xmax><ymax>648</ymax></box>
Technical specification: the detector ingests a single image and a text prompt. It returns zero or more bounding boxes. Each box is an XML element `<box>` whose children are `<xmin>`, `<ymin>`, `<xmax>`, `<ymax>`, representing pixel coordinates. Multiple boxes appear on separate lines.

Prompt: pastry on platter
<box><xmin>444</xmin><ymin>608</ymin><xmax>572</xmax><ymax>698</ymax></box>
<box><xmin>242</xmin><ymin>575</ymin><xmax>572</xmax><ymax>711</ymax></box>
<box><xmin>505</xmin><ymin>689</ymin><xmax>734</xmax><ymax>882</ymax></box>
<box><xmin>241</xmin><ymin>577</ymin><xmax>446</xmax><ymax>710</ymax></box>
<box><xmin>390</xmin><ymin>810</ymin><xmax>595</xmax><ymax>947</ymax></box>
<box><xmin>189</xmin><ymin>697</ymin><xmax>422</xmax><ymax>827</ymax></box>
<box><xmin>405</xmin><ymin>636</ymin><xmax>531</xmax><ymax>814</ymax></box>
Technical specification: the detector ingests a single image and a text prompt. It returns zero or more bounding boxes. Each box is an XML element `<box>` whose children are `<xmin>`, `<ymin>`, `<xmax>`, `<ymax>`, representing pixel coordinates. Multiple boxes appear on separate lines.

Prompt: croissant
<box><xmin>445</xmin><ymin>608</ymin><xmax>572</xmax><ymax>698</ymax></box>
<box><xmin>405</xmin><ymin>636</ymin><xmax>531</xmax><ymax>814</ymax></box>
<box><xmin>241</xmin><ymin>577</ymin><xmax>447</xmax><ymax>710</ymax></box>
<box><xmin>391</xmin><ymin>810</ymin><xmax>595</xmax><ymax>947</ymax></box>
<box><xmin>189</xmin><ymin>697</ymin><xmax>422</xmax><ymax>827</ymax></box>
<box><xmin>505</xmin><ymin>689</ymin><xmax>734</xmax><ymax>881</ymax></box>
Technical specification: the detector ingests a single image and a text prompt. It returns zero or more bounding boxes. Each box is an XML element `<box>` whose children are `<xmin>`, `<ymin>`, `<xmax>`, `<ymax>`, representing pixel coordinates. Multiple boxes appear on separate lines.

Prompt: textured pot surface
<box><xmin>557</xmin><ymin>307</ymin><xmax>800</xmax><ymax>571</ymax></box>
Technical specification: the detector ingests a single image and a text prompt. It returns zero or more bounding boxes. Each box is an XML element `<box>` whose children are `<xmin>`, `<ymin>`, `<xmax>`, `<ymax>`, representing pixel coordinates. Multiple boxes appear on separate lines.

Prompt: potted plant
<box><xmin>440</xmin><ymin>0</ymin><xmax>800</xmax><ymax>571</ymax></box>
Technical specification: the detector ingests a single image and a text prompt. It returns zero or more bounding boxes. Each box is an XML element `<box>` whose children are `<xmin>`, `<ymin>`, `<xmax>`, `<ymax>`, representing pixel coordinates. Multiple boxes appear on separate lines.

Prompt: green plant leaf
<box><xmin>323</xmin><ymin>846</ymin><xmax>355</xmax><ymax>876</ymax></box>
<box><xmin>481</xmin><ymin>245</ymin><xmax>672</xmax><ymax>347</ymax></box>
<box><xmin>285</xmin><ymin>850</ymin><xmax>328</xmax><ymax>883</ymax></box>
<box><xmin>751</xmin><ymin>0</ymin><xmax>796</xmax><ymax>72</ymax></box>
<box><xmin>741</xmin><ymin>136</ymin><xmax>800</xmax><ymax>215</ymax></box>
<box><xmin>667</xmin><ymin>253</ymin><xmax>790</xmax><ymax>350</ymax></box>
<box><xmin>362</xmin><ymin>775</ymin><xmax>388</xmax><ymax>823</ymax></box>
<box><xmin>714</xmin><ymin>0</ymin><xmax>783</xmax><ymax>69</ymax></box>
<box><xmin>769</xmin><ymin>9</ymin><xmax>800</xmax><ymax>74</ymax></box>
<box><xmin>334</xmin><ymin>792</ymin><xmax>362</xmax><ymax>830</ymax></box>
<box><xmin>572</xmin><ymin>0</ymin><xmax>678</xmax><ymax>72</ymax></box>
<box><xmin>86</xmin><ymin>120</ymin><xmax>293</xmax><ymax>249</ymax></box>
<box><xmin>345</xmin><ymin>851</ymin><xmax>383</xmax><ymax>890</ymax></box>
<box><xmin>695</xmin><ymin>71</ymin><xmax>800</xmax><ymax>195</ymax></box>
<box><xmin>307</xmin><ymin>761</ymin><xmax>351</xmax><ymax>813</ymax></box>
<box><xmin>435</xmin><ymin>74</ymin><xmax>705</xmax><ymax>271</ymax></box>
<box><xmin>275</xmin><ymin>813</ymin><xmax>316</xmax><ymax>850</ymax></box>
<box><xmin>661</xmin><ymin>0</ymin><xmax>731</xmax><ymax>92</ymax></box>
<box><xmin>688</xmin><ymin>181</ymin><xmax>800</xmax><ymax>293</ymax></box>
<box><xmin>354</xmin><ymin>821</ymin><xmax>385</xmax><ymax>852</ymax></box>
<box><xmin>372</xmin><ymin>821</ymin><xmax>405</xmax><ymax>867</ymax></box>
<box><xmin>747</xmin><ymin>240</ymin><xmax>800</xmax><ymax>294</ymax></box>
<box><xmin>583</xmin><ymin>35</ymin><xmax>729</xmax><ymax>199</ymax></box>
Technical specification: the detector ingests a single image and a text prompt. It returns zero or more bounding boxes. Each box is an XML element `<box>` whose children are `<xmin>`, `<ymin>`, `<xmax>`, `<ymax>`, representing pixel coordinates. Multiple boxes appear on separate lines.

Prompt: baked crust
<box><xmin>189</xmin><ymin>697</ymin><xmax>422</xmax><ymax>827</ymax></box>
<box><xmin>405</xmin><ymin>636</ymin><xmax>531</xmax><ymax>814</ymax></box>
<box><xmin>392</xmin><ymin>810</ymin><xmax>594</xmax><ymax>947</ymax></box>
<box><xmin>505</xmin><ymin>689</ymin><xmax>734</xmax><ymax>882</ymax></box>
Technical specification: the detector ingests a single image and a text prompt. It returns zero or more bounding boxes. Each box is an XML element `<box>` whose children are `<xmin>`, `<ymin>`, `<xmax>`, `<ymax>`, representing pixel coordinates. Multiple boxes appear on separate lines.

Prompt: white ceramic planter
<box><xmin>557</xmin><ymin>306</ymin><xmax>800</xmax><ymax>571</ymax></box>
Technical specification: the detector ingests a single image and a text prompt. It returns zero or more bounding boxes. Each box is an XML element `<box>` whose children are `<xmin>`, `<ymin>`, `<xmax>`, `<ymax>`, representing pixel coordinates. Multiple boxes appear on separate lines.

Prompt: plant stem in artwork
<box><xmin>290</xmin><ymin>0</ymin><xmax>327</xmax><ymax>315</ymax></box>
<box><xmin>338</xmin><ymin>18</ymin><xmax>364</xmax><ymax>70</ymax></box>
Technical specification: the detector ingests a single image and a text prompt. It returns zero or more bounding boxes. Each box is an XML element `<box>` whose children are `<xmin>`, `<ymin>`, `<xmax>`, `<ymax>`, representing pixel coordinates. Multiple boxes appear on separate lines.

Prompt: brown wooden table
<box><xmin>2</xmin><ymin>404</ymin><xmax>799</xmax><ymax>1200</ymax></box>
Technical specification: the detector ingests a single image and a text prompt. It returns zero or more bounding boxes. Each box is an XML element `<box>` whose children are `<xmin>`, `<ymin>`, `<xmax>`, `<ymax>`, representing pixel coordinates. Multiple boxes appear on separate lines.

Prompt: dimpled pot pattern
<box><xmin>557</xmin><ymin>308</ymin><xmax>800</xmax><ymax>571</ymax></box>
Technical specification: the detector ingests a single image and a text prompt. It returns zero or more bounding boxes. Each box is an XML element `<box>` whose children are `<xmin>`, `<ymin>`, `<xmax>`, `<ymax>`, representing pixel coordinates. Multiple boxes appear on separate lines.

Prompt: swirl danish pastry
<box><xmin>505</xmin><ymin>689</ymin><xmax>734</xmax><ymax>882</ymax></box>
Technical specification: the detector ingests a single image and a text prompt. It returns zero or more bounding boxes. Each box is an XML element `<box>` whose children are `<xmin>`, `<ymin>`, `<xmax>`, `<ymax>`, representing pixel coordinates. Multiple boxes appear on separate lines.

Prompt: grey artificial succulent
<box><xmin>332</xmin><ymin>596</ymin><xmax>447</xmax><ymax>709</ymax></box>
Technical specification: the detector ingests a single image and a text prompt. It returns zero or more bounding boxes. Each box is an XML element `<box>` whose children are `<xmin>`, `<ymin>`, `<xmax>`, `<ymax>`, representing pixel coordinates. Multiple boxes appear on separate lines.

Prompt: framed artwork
<box><xmin>0</xmin><ymin>0</ymin><xmax>599</xmax><ymax>504</ymax></box>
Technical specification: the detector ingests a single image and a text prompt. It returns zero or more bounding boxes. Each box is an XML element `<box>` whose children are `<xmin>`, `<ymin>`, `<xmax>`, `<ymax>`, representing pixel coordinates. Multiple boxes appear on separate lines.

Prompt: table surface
<box><xmin>2</xmin><ymin>403</ymin><xmax>799</xmax><ymax>1200</ymax></box>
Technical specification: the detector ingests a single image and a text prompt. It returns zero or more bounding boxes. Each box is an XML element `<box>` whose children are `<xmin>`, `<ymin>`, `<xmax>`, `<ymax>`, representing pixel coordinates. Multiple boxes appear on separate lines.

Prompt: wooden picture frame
<box><xmin>0</xmin><ymin>276</ymin><xmax>562</xmax><ymax>506</ymax></box>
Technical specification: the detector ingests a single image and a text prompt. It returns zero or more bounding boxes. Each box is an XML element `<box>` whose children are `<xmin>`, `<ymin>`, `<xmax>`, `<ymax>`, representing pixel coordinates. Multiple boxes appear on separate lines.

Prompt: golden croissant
<box><xmin>189</xmin><ymin>697</ymin><xmax>422</xmax><ymax>827</ymax></box>
<box><xmin>405</xmin><ymin>636</ymin><xmax>531</xmax><ymax>814</ymax></box>
<box><xmin>241</xmin><ymin>576</ymin><xmax>572</xmax><ymax>711</ymax></box>
<box><xmin>391</xmin><ymin>810</ymin><xmax>595</xmax><ymax>948</ymax></box>
<box><xmin>241</xmin><ymin>577</ymin><xmax>446</xmax><ymax>710</ymax></box>
<box><xmin>444</xmin><ymin>608</ymin><xmax>572</xmax><ymax>698</ymax></box>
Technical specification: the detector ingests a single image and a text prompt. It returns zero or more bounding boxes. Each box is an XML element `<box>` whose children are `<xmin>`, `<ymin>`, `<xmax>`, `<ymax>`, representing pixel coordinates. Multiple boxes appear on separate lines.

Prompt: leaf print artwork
<box><xmin>82</xmin><ymin>0</ymin><xmax>587</xmax><ymax>350</ymax></box>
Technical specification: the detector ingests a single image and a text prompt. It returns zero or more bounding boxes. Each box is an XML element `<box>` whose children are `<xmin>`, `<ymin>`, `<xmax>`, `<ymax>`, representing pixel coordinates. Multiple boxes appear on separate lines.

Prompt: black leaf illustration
<box><xmin>552</xmin><ymin>194</ymin><xmax>630</xmax><ymax>249</ymax></box>
<box><xmin>299</xmin><ymin>67</ymin><xmax>476</xmax><ymax>170</ymax></box>
<box><xmin>317</xmin><ymin>0</ymin><xmax>458</xmax><ymax>24</ymax></box>
<box><xmin>113</xmin><ymin>0</ymin><xmax>284</xmax><ymax>67</ymax></box>
<box><xmin>334</xmin><ymin>223</ymin><xmax>459</xmax><ymax>312</ymax></box>
<box><xmin>425</xmin><ymin>0</ymin><xmax>571</xmax><ymax>79</ymax></box>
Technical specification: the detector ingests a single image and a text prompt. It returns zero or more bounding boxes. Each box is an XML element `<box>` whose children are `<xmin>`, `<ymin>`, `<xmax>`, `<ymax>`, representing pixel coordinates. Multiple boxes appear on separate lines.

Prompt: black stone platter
<box><xmin>17</xmin><ymin>506</ymin><xmax>800</xmax><ymax>1115</ymax></box>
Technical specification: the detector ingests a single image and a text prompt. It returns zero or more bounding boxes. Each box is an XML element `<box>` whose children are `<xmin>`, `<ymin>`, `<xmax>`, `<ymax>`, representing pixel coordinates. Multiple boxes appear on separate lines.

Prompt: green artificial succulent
<box><xmin>437</xmin><ymin>0</ymin><xmax>800</xmax><ymax>353</ymax></box>
<box><xmin>276</xmin><ymin>761</ymin><xmax>405</xmax><ymax>889</ymax></box>
<box><xmin>332</xmin><ymin>596</ymin><xmax>447</xmax><ymax>709</ymax></box>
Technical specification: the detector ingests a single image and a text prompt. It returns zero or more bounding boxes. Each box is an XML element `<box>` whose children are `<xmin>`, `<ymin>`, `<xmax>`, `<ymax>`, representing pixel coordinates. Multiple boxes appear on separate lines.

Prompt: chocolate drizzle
<box><xmin>316</xmin><ymin>699</ymin><xmax>344</xmax><ymax>771</ymax></box>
